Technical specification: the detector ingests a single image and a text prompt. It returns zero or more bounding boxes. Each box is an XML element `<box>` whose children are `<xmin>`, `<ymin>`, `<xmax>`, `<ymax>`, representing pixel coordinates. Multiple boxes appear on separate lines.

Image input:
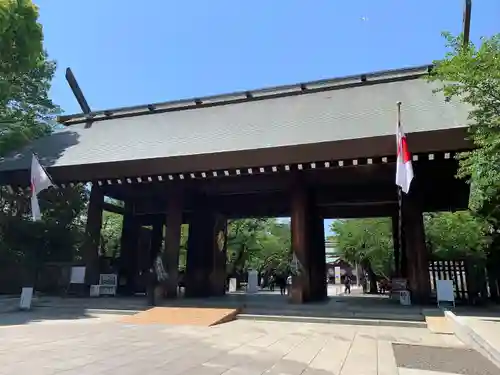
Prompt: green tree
<box><xmin>226</xmin><ymin>218</ymin><xmax>270</xmax><ymax>274</ymax></box>
<box><xmin>224</xmin><ymin>218</ymin><xmax>292</xmax><ymax>275</ymax></box>
<box><xmin>331</xmin><ymin>212</ymin><xmax>491</xmax><ymax>293</ymax></box>
<box><xmin>248</xmin><ymin>220</ymin><xmax>291</xmax><ymax>274</ymax></box>
<box><xmin>178</xmin><ymin>224</ymin><xmax>188</xmax><ymax>269</ymax></box>
<box><xmin>0</xmin><ymin>0</ymin><xmax>43</xmax><ymax>78</ymax></box>
<box><xmin>0</xmin><ymin>185</ymin><xmax>88</xmax><ymax>288</ymax></box>
<box><xmin>428</xmin><ymin>33</ymin><xmax>500</xmax><ymax>217</ymax></box>
<box><xmin>0</xmin><ymin>3</ymin><xmax>86</xmax><ymax>290</ymax></box>
<box><xmin>330</xmin><ymin>218</ymin><xmax>393</xmax><ymax>293</ymax></box>
<box><xmin>0</xmin><ymin>0</ymin><xmax>53</xmax><ymax>154</ymax></box>
<box><xmin>0</xmin><ymin>51</ymin><xmax>57</xmax><ymax>155</ymax></box>
<box><xmin>100</xmin><ymin>211</ymin><xmax>124</xmax><ymax>258</ymax></box>
<box><xmin>424</xmin><ymin>211</ymin><xmax>490</xmax><ymax>259</ymax></box>
<box><xmin>428</xmin><ymin>32</ymin><xmax>500</xmax><ymax>298</ymax></box>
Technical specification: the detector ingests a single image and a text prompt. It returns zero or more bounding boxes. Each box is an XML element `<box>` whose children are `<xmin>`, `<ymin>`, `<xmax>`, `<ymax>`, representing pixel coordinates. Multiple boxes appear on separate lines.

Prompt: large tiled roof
<box><xmin>0</xmin><ymin>65</ymin><xmax>469</xmax><ymax>173</ymax></box>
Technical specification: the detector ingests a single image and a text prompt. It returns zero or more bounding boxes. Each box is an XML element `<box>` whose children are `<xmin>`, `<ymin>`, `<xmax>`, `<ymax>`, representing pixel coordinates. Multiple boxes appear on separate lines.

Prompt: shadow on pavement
<box><xmin>0</xmin><ymin>295</ymin><xmax>149</xmax><ymax>327</ymax></box>
<box><xmin>0</xmin><ymin>290</ymin><xmax>429</xmax><ymax>326</ymax></box>
<box><xmin>0</xmin><ymin>308</ymin><xmax>98</xmax><ymax>327</ymax></box>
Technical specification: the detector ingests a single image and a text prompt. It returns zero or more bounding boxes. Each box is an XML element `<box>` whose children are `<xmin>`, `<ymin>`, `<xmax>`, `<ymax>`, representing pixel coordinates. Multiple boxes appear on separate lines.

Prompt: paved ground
<box><xmin>0</xmin><ymin>310</ymin><xmax>488</xmax><ymax>375</ymax></box>
<box><xmin>457</xmin><ymin>316</ymin><xmax>500</xmax><ymax>354</ymax></box>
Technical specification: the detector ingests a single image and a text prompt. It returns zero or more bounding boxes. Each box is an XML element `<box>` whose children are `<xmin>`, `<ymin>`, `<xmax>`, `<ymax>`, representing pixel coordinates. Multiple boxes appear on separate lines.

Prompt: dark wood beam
<box><xmin>102</xmin><ymin>157</ymin><xmax>460</xmax><ymax>202</ymax></box>
<box><xmin>65</xmin><ymin>68</ymin><xmax>91</xmax><ymax>114</ymax></box>
<box><xmin>129</xmin><ymin>173</ymin><xmax>469</xmax><ymax>218</ymax></box>
<box><xmin>463</xmin><ymin>0</ymin><xmax>472</xmax><ymax>47</ymax></box>
<box><xmin>102</xmin><ymin>202</ymin><xmax>124</xmax><ymax>215</ymax></box>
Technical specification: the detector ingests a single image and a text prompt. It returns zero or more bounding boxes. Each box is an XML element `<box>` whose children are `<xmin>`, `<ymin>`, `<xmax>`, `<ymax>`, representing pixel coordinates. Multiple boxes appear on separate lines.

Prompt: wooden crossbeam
<box><xmin>65</xmin><ymin>68</ymin><xmax>91</xmax><ymax>114</ymax></box>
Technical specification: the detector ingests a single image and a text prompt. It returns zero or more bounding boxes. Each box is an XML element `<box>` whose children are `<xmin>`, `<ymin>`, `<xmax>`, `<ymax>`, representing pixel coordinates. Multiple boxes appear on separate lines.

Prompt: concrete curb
<box><xmin>237</xmin><ymin>313</ymin><xmax>427</xmax><ymax>328</ymax></box>
<box><xmin>445</xmin><ymin>310</ymin><xmax>500</xmax><ymax>369</ymax></box>
<box><xmin>82</xmin><ymin>308</ymin><xmax>141</xmax><ymax>316</ymax></box>
<box><xmin>33</xmin><ymin>306</ymin><xmax>143</xmax><ymax>316</ymax></box>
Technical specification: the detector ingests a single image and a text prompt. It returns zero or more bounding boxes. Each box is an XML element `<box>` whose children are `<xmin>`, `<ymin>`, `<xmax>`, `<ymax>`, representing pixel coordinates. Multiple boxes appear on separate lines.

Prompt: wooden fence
<box><xmin>428</xmin><ymin>258</ymin><xmax>489</xmax><ymax>305</ymax></box>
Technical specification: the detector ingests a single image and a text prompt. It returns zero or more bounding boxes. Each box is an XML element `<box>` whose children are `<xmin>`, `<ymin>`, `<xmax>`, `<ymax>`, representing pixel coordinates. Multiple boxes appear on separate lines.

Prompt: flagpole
<box><xmin>396</xmin><ymin>101</ymin><xmax>403</xmax><ymax>277</ymax></box>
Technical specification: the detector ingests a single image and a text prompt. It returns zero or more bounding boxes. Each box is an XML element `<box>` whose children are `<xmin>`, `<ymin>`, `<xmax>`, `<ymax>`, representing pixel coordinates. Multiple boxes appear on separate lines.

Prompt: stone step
<box><xmin>237</xmin><ymin>313</ymin><xmax>427</xmax><ymax>328</ymax></box>
<box><xmin>241</xmin><ymin>307</ymin><xmax>425</xmax><ymax>321</ymax></box>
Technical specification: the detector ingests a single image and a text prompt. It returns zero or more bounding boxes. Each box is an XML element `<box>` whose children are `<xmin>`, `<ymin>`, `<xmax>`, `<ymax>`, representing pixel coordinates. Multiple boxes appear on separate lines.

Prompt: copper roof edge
<box><xmin>58</xmin><ymin>64</ymin><xmax>433</xmax><ymax>126</ymax></box>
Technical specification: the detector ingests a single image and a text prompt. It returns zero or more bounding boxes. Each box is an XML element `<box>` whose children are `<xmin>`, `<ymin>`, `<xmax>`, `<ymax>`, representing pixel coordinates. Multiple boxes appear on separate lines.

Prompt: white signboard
<box><xmin>247</xmin><ymin>270</ymin><xmax>258</xmax><ymax>293</ymax></box>
<box><xmin>436</xmin><ymin>279</ymin><xmax>455</xmax><ymax>307</ymax></box>
<box><xmin>19</xmin><ymin>287</ymin><xmax>34</xmax><ymax>310</ymax></box>
<box><xmin>70</xmin><ymin>266</ymin><xmax>86</xmax><ymax>284</ymax></box>
<box><xmin>229</xmin><ymin>278</ymin><xmax>237</xmax><ymax>293</ymax></box>
<box><xmin>98</xmin><ymin>274</ymin><xmax>117</xmax><ymax>296</ymax></box>
<box><xmin>399</xmin><ymin>290</ymin><xmax>411</xmax><ymax>306</ymax></box>
<box><xmin>99</xmin><ymin>274</ymin><xmax>117</xmax><ymax>286</ymax></box>
<box><xmin>334</xmin><ymin>266</ymin><xmax>341</xmax><ymax>284</ymax></box>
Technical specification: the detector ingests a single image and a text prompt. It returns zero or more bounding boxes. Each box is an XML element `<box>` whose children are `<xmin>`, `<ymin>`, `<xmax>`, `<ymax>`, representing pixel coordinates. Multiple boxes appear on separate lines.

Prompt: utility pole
<box><xmin>463</xmin><ymin>0</ymin><xmax>472</xmax><ymax>47</ymax></box>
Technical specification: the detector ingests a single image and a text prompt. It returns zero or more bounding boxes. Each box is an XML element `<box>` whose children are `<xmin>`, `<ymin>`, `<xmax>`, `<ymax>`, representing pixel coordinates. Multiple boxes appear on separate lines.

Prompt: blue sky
<box><xmin>36</xmin><ymin>1</ymin><xmax>499</xmax><ymax>236</ymax></box>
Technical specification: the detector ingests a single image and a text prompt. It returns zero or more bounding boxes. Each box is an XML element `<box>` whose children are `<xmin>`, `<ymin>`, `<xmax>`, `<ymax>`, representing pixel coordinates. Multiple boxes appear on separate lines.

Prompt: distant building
<box><xmin>325</xmin><ymin>239</ymin><xmax>356</xmax><ymax>284</ymax></box>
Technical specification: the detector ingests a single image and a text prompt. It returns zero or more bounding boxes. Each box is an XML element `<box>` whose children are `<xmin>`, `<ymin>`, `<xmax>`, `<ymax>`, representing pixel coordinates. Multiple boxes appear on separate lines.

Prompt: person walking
<box><xmin>269</xmin><ymin>275</ymin><xmax>275</xmax><ymax>291</ymax></box>
<box><xmin>344</xmin><ymin>274</ymin><xmax>351</xmax><ymax>295</ymax></box>
<box><xmin>277</xmin><ymin>274</ymin><xmax>286</xmax><ymax>295</ymax></box>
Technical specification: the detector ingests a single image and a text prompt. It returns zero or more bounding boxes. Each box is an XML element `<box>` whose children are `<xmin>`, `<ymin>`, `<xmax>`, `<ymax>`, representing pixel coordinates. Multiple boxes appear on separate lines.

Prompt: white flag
<box><xmin>30</xmin><ymin>154</ymin><xmax>53</xmax><ymax>221</ymax></box>
<box><xmin>395</xmin><ymin>122</ymin><xmax>414</xmax><ymax>194</ymax></box>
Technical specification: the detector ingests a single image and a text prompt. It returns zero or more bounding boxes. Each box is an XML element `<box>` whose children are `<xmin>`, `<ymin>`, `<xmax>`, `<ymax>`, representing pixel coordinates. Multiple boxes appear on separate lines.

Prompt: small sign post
<box><xmin>19</xmin><ymin>287</ymin><xmax>34</xmax><ymax>310</ymax></box>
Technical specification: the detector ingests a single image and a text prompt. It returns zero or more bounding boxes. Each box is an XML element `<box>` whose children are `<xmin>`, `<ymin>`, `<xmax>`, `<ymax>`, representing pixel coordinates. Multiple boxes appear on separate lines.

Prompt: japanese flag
<box><xmin>396</xmin><ymin>123</ymin><xmax>414</xmax><ymax>194</ymax></box>
<box><xmin>30</xmin><ymin>154</ymin><xmax>53</xmax><ymax>221</ymax></box>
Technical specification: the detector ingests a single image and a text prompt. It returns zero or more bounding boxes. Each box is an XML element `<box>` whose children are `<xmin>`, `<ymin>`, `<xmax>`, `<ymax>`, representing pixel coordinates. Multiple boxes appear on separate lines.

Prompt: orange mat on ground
<box><xmin>120</xmin><ymin>307</ymin><xmax>240</xmax><ymax>326</ymax></box>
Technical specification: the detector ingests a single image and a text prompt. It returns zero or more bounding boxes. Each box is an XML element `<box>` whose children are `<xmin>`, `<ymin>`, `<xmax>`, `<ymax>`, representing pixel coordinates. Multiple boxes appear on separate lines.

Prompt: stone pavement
<box><xmin>2</xmin><ymin>311</ymin><xmax>496</xmax><ymax>375</ymax></box>
<box><xmin>445</xmin><ymin>311</ymin><xmax>500</xmax><ymax>370</ymax></box>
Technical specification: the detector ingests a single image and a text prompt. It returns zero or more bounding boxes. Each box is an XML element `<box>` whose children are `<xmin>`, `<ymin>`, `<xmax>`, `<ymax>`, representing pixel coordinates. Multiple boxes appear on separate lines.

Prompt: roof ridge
<box><xmin>58</xmin><ymin>64</ymin><xmax>433</xmax><ymax>126</ymax></box>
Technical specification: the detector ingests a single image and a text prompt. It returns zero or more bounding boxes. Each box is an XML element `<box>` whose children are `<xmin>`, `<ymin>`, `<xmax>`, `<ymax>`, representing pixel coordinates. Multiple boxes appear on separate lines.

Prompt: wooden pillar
<box><xmin>119</xmin><ymin>207</ymin><xmax>140</xmax><ymax>295</ymax></box>
<box><xmin>309</xmin><ymin>209</ymin><xmax>327</xmax><ymax>301</ymax></box>
<box><xmin>163</xmin><ymin>191</ymin><xmax>183</xmax><ymax>298</ymax></box>
<box><xmin>392</xmin><ymin>214</ymin><xmax>401</xmax><ymax>277</ymax></box>
<box><xmin>290</xmin><ymin>181</ymin><xmax>311</xmax><ymax>303</ymax></box>
<box><xmin>137</xmin><ymin>226</ymin><xmax>152</xmax><ymax>275</ymax></box>
<box><xmin>83</xmin><ymin>184</ymin><xmax>104</xmax><ymax>285</ymax></box>
<box><xmin>185</xmin><ymin>205</ymin><xmax>213</xmax><ymax>298</ymax></box>
<box><xmin>402</xmin><ymin>192</ymin><xmax>431</xmax><ymax>304</ymax></box>
<box><xmin>210</xmin><ymin>214</ymin><xmax>227</xmax><ymax>296</ymax></box>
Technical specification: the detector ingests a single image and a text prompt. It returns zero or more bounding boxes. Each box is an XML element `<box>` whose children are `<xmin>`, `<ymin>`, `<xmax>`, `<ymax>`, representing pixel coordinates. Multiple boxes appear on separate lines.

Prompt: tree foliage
<box><xmin>226</xmin><ymin>218</ymin><xmax>291</xmax><ymax>275</ymax></box>
<box><xmin>0</xmin><ymin>185</ymin><xmax>88</xmax><ymax>289</ymax></box>
<box><xmin>0</xmin><ymin>0</ymin><xmax>43</xmax><ymax>78</ymax></box>
<box><xmin>0</xmin><ymin>2</ymin><xmax>86</xmax><ymax>291</ymax></box>
<box><xmin>100</xmin><ymin>211</ymin><xmax>123</xmax><ymax>258</ymax></box>
<box><xmin>428</xmin><ymin>33</ymin><xmax>500</xmax><ymax>217</ymax></box>
<box><xmin>0</xmin><ymin>0</ymin><xmax>54</xmax><ymax>155</ymax></box>
<box><xmin>331</xmin><ymin>212</ymin><xmax>490</xmax><ymax>286</ymax></box>
<box><xmin>424</xmin><ymin>211</ymin><xmax>490</xmax><ymax>259</ymax></box>
<box><xmin>98</xmin><ymin>217</ymin><xmax>292</xmax><ymax>276</ymax></box>
<box><xmin>330</xmin><ymin>218</ymin><xmax>393</xmax><ymax>292</ymax></box>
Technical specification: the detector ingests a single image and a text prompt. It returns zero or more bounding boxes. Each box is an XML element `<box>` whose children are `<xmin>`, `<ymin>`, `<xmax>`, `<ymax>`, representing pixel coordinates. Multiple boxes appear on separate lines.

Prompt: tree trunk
<box><xmin>362</xmin><ymin>260</ymin><xmax>378</xmax><ymax>294</ymax></box>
